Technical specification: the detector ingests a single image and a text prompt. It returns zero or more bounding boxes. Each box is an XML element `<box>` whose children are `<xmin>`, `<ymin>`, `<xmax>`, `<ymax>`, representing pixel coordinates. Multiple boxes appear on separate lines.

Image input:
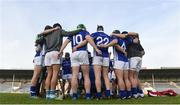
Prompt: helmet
<box><xmin>77</xmin><ymin>24</ymin><xmax>86</xmax><ymax>30</ymax></box>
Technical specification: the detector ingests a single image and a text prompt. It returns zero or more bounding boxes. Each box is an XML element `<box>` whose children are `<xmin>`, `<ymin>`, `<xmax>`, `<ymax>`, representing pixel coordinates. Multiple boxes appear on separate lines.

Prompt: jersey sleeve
<box><xmin>125</xmin><ymin>36</ymin><xmax>133</xmax><ymax>45</ymax></box>
<box><xmin>91</xmin><ymin>33</ymin><xmax>97</xmax><ymax>39</ymax></box>
<box><xmin>67</xmin><ymin>36</ymin><xmax>73</xmax><ymax>41</ymax></box>
<box><xmin>84</xmin><ymin>30</ymin><xmax>90</xmax><ymax>37</ymax></box>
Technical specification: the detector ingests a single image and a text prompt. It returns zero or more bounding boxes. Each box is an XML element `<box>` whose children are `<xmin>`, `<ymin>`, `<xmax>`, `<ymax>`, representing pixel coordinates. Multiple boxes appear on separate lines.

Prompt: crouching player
<box><xmin>61</xmin><ymin>52</ymin><xmax>72</xmax><ymax>98</ymax></box>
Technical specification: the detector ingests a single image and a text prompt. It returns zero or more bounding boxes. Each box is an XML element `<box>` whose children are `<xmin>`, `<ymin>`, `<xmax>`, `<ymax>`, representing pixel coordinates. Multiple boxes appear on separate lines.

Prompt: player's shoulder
<box><xmin>80</xmin><ymin>30</ymin><xmax>90</xmax><ymax>34</ymax></box>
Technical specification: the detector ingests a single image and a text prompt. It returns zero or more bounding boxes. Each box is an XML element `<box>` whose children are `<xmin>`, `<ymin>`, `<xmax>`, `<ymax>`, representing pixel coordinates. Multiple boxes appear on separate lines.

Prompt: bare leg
<box><xmin>81</xmin><ymin>65</ymin><xmax>91</xmax><ymax>94</ymax></box>
<box><xmin>94</xmin><ymin>65</ymin><xmax>102</xmax><ymax>93</ymax></box>
<box><xmin>71</xmin><ymin>66</ymin><xmax>80</xmax><ymax>94</ymax></box>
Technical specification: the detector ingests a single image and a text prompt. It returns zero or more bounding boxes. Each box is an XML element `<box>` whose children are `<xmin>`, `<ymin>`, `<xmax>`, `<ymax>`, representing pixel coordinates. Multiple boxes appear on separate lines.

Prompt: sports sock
<box><xmin>105</xmin><ymin>90</ymin><xmax>111</xmax><ymax>97</ymax></box>
<box><xmin>30</xmin><ymin>86</ymin><xmax>36</xmax><ymax>96</ymax></box>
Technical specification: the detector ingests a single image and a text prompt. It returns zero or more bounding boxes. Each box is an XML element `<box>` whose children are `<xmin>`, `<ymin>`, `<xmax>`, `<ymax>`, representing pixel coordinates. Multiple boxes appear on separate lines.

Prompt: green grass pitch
<box><xmin>0</xmin><ymin>93</ymin><xmax>180</xmax><ymax>104</ymax></box>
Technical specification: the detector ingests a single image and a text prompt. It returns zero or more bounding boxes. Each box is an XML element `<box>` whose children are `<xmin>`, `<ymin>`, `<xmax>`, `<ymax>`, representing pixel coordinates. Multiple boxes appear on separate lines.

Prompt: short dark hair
<box><xmin>97</xmin><ymin>25</ymin><xmax>104</xmax><ymax>31</ymax></box>
<box><xmin>44</xmin><ymin>25</ymin><xmax>52</xmax><ymax>30</ymax></box>
<box><xmin>53</xmin><ymin>23</ymin><xmax>62</xmax><ymax>29</ymax></box>
<box><xmin>65</xmin><ymin>52</ymin><xmax>70</xmax><ymax>58</ymax></box>
<box><xmin>112</xmin><ymin>30</ymin><xmax>120</xmax><ymax>34</ymax></box>
<box><xmin>121</xmin><ymin>31</ymin><xmax>128</xmax><ymax>34</ymax></box>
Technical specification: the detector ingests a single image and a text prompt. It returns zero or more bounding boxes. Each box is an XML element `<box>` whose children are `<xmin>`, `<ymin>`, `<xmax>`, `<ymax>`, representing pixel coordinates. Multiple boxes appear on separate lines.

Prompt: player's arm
<box><xmin>40</xmin><ymin>27</ymin><xmax>59</xmax><ymax>36</ymax></box>
<box><xmin>139</xmin><ymin>44</ymin><xmax>145</xmax><ymax>56</ymax></box>
<box><xmin>72</xmin><ymin>40</ymin><xmax>88</xmax><ymax>52</ymax></box>
<box><xmin>114</xmin><ymin>45</ymin><xmax>127</xmax><ymax>56</ymax></box>
<box><xmin>99</xmin><ymin>39</ymin><xmax>118</xmax><ymax>48</ymax></box>
<box><xmin>128</xmin><ymin>32</ymin><xmax>138</xmax><ymax>36</ymax></box>
<box><xmin>61</xmin><ymin>29</ymin><xmax>81</xmax><ymax>36</ymax></box>
<box><xmin>85</xmin><ymin>35</ymin><xmax>102</xmax><ymax>55</ymax></box>
<box><xmin>58</xmin><ymin>38</ymin><xmax>70</xmax><ymax>58</ymax></box>
<box><xmin>111</xmin><ymin>33</ymin><xmax>126</xmax><ymax>38</ymax></box>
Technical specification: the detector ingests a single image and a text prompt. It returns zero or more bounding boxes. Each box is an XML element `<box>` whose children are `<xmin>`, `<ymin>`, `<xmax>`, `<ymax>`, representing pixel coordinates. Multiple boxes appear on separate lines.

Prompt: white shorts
<box><xmin>113</xmin><ymin>60</ymin><xmax>129</xmax><ymax>70</ymax></box>
<box><xmin>44</xmin><ymin>51</ymin><xmax>61</xmax><ymax>66</ymax></box>
<box><xmin>71</xmin><ymin>51</ymin><xmax>89</xmax><ymax>66</ymax></box>
<box><xmin>34</xmin><ymin>56</ymin><xmax>43</xmax><ymax>66</ymax></box>
<box><xmin>129</xmin><ymin>57</ymin><xmax>142</xmax><ymax>72</ymax></box>
<box><xmin>62</xmin><ymin>74</ymin><xmax>72</xmax><ymax>80</ymax></box>
<box><xmin>93</xmin><ymin>56</ymin><xmax>109</xmax><ymax>67</ymax></box>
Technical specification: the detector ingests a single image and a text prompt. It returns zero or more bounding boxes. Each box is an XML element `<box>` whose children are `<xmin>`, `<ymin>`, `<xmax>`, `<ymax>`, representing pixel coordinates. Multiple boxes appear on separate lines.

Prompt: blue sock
<box><xmin>137</xmin><ymin>87</ymin><xmax>143</xmax><ymax>94</ymax></box>
<box><xmin>126</xmin><ymin>90</ymin><xmax>132</xmax><ymax>98</ymax></box>
<box><xmin>119</xmin><ymin>90</ymin><xmax>126</xmax><ymax>98</ymax></box>
<box><xmin>131</xmin><ymin>87</ymin><xmax>137</xmax><ymax>95</ymax></box>
<box><xmin>105</xmin><ymin>90</ymin><xmax>111</xmax><ymax>97</ymax></box>
<box><xmin>72</xmin><ymin>93</ymin><xmax>78</xmax><ymax>99</ymax></box>
<box><xmin>30</xmin><ymin>86</ymin><xmax>36</xmax><ymax>96</ymax></box>
<box><xmin>96</xmin><ymin>92</ymin><xmax>102</xmax><ymax>98</ymax></box>
<box><xmin>86</xmin><ymin>93</ymin><xmax>91</xmax><ymax>98</ymax></box>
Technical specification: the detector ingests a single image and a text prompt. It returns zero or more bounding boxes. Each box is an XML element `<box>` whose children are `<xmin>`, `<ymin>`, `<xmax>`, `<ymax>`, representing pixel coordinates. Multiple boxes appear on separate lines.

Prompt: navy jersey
<box><xmin>68</xmin><ymin>30</ymin><xmax>89</xmax><ymax>51</ymax></box>
<box><xmin>91</xmin><ymin>32</ymin><xmax>111</xmax><ymax>57</ymax></box>
<box><xmin>113</xmin><ymin>36</ymin><xmax>132</xmax><ymax>62</ymax></box>
<box><xmin>62</xmin><ymin>58</ymin><xmax>72</xmax><ymax>75</ymax></box>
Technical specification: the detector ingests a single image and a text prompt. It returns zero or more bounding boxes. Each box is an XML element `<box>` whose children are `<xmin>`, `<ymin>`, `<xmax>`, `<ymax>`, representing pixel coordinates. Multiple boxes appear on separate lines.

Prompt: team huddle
<box><xmin>30</xmin><ymin>23</ymin><xmax>145</xmax><ymax>100</ymax></box>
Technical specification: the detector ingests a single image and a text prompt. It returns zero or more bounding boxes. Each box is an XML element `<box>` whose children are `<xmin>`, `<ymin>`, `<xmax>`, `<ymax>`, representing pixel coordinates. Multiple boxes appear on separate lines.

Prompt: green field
<box><xmin>0</xmin><ymin>93</ymin><xmax>180</xmax><ymax>104</ymax></box>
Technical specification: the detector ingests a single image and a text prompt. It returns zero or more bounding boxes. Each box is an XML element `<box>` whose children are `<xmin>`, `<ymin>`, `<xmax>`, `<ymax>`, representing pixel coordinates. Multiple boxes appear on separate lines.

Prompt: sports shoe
<box><xmin>55</xmin><ymin>95</ymin><xmax>63</xmax><ymax>100</ymax></box>
<box><xmin>132</xmin><ymin>94</ymin><xmax>138</xmax><ymax>98</ymax></box>
<box><xmin>46</xmin><ymin>94</ymin><xmax>50</xmax><ymax>99</ymax></box>
<box><xmin>137</xmin><ymin>93</ymin><xmax>144</xmax><ymax>98</ymax></box>
<box><xmin>49</xmin><ymin>94</ymin><xmax>57</xmax><ymax>99</ymax></box>
<box><xmin>72</xmin><ymin>96</ymin><xmax>77</xmax><ymax>100</ymax></box>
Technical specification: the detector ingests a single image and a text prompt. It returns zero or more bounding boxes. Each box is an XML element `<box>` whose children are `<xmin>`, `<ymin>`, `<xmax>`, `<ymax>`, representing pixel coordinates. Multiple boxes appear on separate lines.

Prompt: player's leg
<box><xmin>81</xmin><ymin>64</ymin><xmax>91</xmax><ymax>99</ymax></box>
<box><xmin>45</xmin><ymin>66</ymin><xmax>53</xmax><ymax>99</ymax></box>
<box><xmin>30</xmin><ymin>64</ymin><xmax>42</xmax><ymax>97</ymax></box>
<box><xmin>102</xmin><ymin>58</ymin><xmax>111</xmax><ymax>98</ymax></box>
<box><xmin>136</xmin><ymin>58</ymin><xmax>144</xmax><ymax>98</ymax></box>
<box><xmin>44</xmin><ymin>52</ymin><xmax>52</xmax><ymax>99</ymax></box>
<box><xmin>123</xmin><ymin>64</ymin><xmax>132</xmax><ymax>99</ymax></box>
<box><xmin>93</xmin><ymin>56</ymin><xmax>102</xmax><ymax>99</ymax></box>
<box><xmin>49</xmin><ymin>64</ymin><xmax>60</xmax><ymax>98</ymax></box>
<box><xmin>70</xmin><ymin>51</ymin><xmax>80</xmax><ymax>100</ymax></box>
<box><xmin>71</xmin><ymin>66</ymin><xmax>80</xmax><ymax>100</ymax></box>
<box><xmin>48</xmin><ymin>51</ymin><xmax>60</xmax><ymax>99</ymax></box>
<box><xmin>114</xmin><ymin>61</ymin><xmax>126</xmax><ymax>99</ymax></box>
<box><xmin>80</xmin><ymin>51</ymin><xmax>91</xmax><ymax>99</ymax></box>
<box><xmin>129</xmin><ymin>57</ymin><xmax>138</xmax><ymax>98</ymax></box>
<box><xmin>102</xmin><ymin>66</ymin><xmax>111</xmax><ymax>98</ymax></box>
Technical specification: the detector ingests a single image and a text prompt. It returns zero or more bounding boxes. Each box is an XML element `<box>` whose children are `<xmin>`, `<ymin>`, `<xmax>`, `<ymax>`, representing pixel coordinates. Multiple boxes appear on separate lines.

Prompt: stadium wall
<box><xmin>0</xmin><ymin>69</ymin><xmax>180</xmax><ymax>82</ymax></box>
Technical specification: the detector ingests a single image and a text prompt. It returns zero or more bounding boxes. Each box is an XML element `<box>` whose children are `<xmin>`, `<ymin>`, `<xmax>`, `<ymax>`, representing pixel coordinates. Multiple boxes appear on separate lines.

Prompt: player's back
<box><xmin>91</xmin><ymin>32</ymin><xmax>110</xmax><ymax>57</ymax></box>
<box><xmin>68</xmin><ymin>30</ymin><xmax>90</xmax><ymax>51</ymax></box>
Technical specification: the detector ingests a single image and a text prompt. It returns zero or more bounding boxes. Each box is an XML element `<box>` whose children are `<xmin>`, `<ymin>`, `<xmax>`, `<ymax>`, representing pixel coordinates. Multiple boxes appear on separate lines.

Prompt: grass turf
<box><xmin>0</xmin><ymin>93</ymin><xmax>180</xmax><ymax>104</ymax></box>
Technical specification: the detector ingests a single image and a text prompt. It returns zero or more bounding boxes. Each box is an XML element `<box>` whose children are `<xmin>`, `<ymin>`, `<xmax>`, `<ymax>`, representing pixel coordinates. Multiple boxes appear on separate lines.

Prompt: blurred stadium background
<box><xmin>0</xmin><ymin>68</ymin><xmax>180</xmax><ymax>94</ymax></box>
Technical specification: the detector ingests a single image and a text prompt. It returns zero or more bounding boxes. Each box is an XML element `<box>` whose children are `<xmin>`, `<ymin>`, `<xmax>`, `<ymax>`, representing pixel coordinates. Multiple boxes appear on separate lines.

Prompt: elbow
<box><xmin>85</xmin><ymin>35</ymin><xmax>91</xmax><ymax>41</ymax></box>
